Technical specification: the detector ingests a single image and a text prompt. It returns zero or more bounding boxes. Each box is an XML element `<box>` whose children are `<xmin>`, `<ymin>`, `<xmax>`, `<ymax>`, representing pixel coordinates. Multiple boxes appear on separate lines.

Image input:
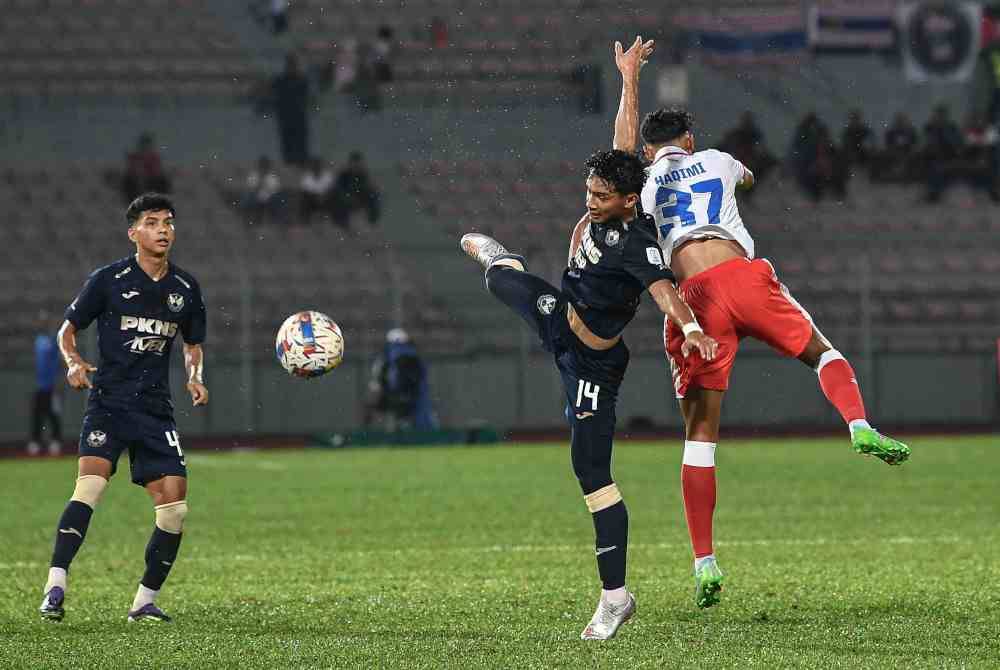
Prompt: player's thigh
<box><xmin>736</xmin><ymin>259</ymin><xmax>815</xmax><ymax>358</ymax></box>
<box><xmin>145</xmin><ymin>475</ymin><xmax>188</xmax><ymax>506</ymax></box>
<box><xmin>665</xmin><ymin>311</ymin><xmax>739</xmax><ymax>398</ymax></box>
<box><xmin>129</xmin><ymin>414</ymin><xmax>188</xmax><ymax>488</ymax></box>
<box><xmin>679</xmin><ymin>387</ymin><xmax>725</xmax><ymax>443</ymax></box>
<box><xmin>484</xmin><ymin>266</ymin><xmax>563</xmax><ymax>342</ymax></box>
<box><xmin>78</xmin><ymin>410</ymin><xmax>128</xmax><ymax>479</ymax></box>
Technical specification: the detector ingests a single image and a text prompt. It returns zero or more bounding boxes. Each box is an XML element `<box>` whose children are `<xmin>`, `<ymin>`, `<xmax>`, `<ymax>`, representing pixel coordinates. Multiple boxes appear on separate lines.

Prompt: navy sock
<box><xmin>141</xmin><ymin>528</ymin><xmax>182</xmax><ymax>591</ymax></box>
<box><xmin>592</xmin><ymin>500</ymin><xmax>628</xmax><ymax>590</ymax></box>
<box><xmin>50</xmin><ymin>501</ymin><xmax>94</xmax><ymax>570</ymax></box>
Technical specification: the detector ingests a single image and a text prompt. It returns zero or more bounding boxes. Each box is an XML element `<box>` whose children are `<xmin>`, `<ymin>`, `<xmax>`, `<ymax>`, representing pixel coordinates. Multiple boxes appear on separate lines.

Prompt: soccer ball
<box><xmin>275</xmin><ymin>311</ymin><xmax>345</xmax><ymax>378</ymax></box>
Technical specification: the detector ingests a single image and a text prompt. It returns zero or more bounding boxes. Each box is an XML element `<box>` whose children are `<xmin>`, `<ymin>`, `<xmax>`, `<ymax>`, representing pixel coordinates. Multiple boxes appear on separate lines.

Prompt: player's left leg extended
<box><xmin>129</xmin><ymin>475</ymin><xmax>187</xmax><ymax>623</ymax></box>
<box><xmin>738</xmin><ymin>259</ymin><xmax>910</xmax><ymax>465</ymax></box>
<box><xmin>128</xmin><ymin>418</ymin><xmax>189</xmax><ymax>623</ymax></box>
<box><xmin>797</xmin><ymin>332</ymin><xmax>910</xmax><ymax>465</ymax></box>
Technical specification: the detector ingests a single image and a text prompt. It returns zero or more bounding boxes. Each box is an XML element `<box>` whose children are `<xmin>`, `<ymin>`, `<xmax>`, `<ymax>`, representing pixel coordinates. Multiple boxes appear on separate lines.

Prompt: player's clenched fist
<box><xmin>681</xmin><ymin>332</ymin><xmax>719</xmax><ymax>361</ymax></box>
<box><xmin>187</xmin><ymin>382</ymin><xmax>209</xmax><ymax>407</ymax></box>
<box><xmin>66</xmin><ymin>359</ymin><xmax>97</xmax><ymax>389</ymax></box>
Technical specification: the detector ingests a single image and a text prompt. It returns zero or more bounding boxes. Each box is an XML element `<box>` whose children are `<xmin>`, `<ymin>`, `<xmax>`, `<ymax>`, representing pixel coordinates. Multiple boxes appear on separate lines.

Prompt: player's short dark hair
<box><xmin>584</xmin><ymin>149</ymin><xmax>647</xmax><ymax>197</ymax></box>
<box><xmin>641</xmin><ymin>107</ymin><xmax>695</xmax><ymax>146</ymax></box>
<box><xmin>126</xmin><ymin>193</ymin><xmax>175</xmax><ymax>225</ymax></box>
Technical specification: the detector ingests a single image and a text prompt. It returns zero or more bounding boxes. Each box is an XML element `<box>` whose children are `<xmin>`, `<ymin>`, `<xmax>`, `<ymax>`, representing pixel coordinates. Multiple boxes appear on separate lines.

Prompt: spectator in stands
<box><xmin>272</xmin><ymin>53</ymin><xmax>311</xmax><ymax>165</ymax></box>
<box><xmin>299</xmin><ymin>156</ymin><xmax>335</xmax><ymax>224</ymax></box>
<box><xmin>924</xmin><ymin>105</ymin><xmax>965</xmax><ymax>202</ymax></box>
<box><xmin>122</xmin><ymin>132</ymin><xmax>170</xmax><ymax>203</ymax></box>
<box><xmin>331</xmin><ymin>151</ymin><xmax>380</xmax><ymax>227</ymax></box>
<box><xmin>364</xmin><ymin>328</ymin><xmax>437</xmax><ymax>431</ymax></box>
<box><xmin>251</xmin><ymin>0</ymin><xmax>288</xmax><ymax>34</ymax></box>
<box><xmin>334</xmin><ymin>38</ymin><xmax>360</xmax><ymax>93</ymax></box>
<box><xmin>961</xmin><ymin>114</ymin><xmax>1000</xmax><ymax>202</ymax></box>
<box><xmin>790</xmin><ymin>113</ymin><xmax>848</xmax><ymax>202</ymax></box>
<box><xmin>877</xmin><ymin>112</ymin><xmax>920</xmax><ymax>182</ymax></box>
<box><xmin>719</xmin><ymin>111</ymin><xmax>776</xmax><ymax>201</ymax></box>
<box><xmin>430</xmin><ymin>16</ymin><xmax>448</xmax><ymax>48</ymax></box>
<box><xmin>354</xmin><ymin>42</ymin><xmax>382</xmax><ymax>114</ymax></box>
<box><xmin>372</xmin><ymin>25</ymin><xmax>396</xmax><ymax>83</ymax></box>
<box><xmin>28</xmin><ymin>311</ymin><xmax>62</xmax><ymax>457</ymax></box>
<box><xmin>570</xmin><ymin>40</ymin><xmax>603</xmax><ymax>115</ymax></box>
<box><xmin>242</xmin><ymin>156</ymin><xmax>286</xmax><ymax>223</ymax></box>
<box><xmin>841</xmin><ymin>109</ymin><xmax>874</xmax><ymax>168</ymax></box>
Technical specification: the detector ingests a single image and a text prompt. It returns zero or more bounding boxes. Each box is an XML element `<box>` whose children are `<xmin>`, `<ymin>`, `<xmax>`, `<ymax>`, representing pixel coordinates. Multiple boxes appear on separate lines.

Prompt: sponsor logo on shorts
<box><xmin>575</xmin><ymin>411</ymin><xmax>595</xmax><ymax>420</ymax></box>
<box><xmin>536</xmin><ymin>294</ymin><xmax>557</xmax><ymax>315</ymax></box>
<box><xmin>595</xmin><ymin>545</ymin><xmax>617</xmax><ymax>556</ymax></box>
<box><xmin>86</xmin><ymin>430</ymin><xmax>107</xmax><ymax>448</ymax></box>
<box><xmin>167</xmin><ymin>293</ymin><xmax>185</xmax><ymax>312</ymax></box>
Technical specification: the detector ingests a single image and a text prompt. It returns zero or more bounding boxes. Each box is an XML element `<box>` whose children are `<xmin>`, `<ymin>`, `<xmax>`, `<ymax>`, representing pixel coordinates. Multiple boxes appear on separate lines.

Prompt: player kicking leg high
<box><xmin>461</xmin><ymin>41</ymin><xmax>717</xmax><ymax>638</ymax></box>
<box><xmin>39</xmin><ymin>194</ymin><xmax>209</xmax><ymax>623</ymax></box>
<box><xmin>615</xmin><ymin>63</ymin><xmax>910</xmax><ymax>608</ymax></box>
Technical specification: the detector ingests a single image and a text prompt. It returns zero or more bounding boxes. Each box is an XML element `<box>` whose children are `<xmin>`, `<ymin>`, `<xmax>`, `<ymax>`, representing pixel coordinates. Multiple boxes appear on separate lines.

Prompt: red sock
<box><xmin>681</xmin><ymin>441</ymin><xmax>717</xmax><ymax>558</ymax></box>
<box><xmin>816</xmin><ymin>350</ymin><xmax>866</xmax><ymax>423</ymax></box>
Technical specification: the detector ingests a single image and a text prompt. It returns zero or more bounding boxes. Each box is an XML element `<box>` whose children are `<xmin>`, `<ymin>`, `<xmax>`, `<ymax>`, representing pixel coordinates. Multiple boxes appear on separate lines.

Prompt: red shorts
<box><xmin>665</xmin><ymin>257</ymin><xmax>814</xmax><ymax>397</ymax></box>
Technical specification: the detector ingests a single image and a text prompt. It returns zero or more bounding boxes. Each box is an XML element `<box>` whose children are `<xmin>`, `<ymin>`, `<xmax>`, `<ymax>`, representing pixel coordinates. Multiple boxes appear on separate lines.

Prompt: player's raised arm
<box><xmin>647</xmin><ymin>279</ymin><xmax>718</xmax><ymax>361</ymax></box>
<box><xmin>58</xmin><ymin>320</ymin><xmax>96</xmax><ymax>389</ymax></box>
<box><xmin>183</xmin><ymin>343</ymin><xmax>208</xmax><ymax>406</ymax></box>
<box><xmin>612</xmin><ymin>36</ymin><xmax>654</xmax><ymax>153</ymax></box>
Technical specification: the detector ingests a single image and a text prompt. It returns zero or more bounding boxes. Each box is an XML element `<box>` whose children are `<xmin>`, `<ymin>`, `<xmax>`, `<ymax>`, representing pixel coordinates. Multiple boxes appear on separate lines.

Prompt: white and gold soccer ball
<box><xmin>275</xmin><ymin>311</ymin><xmax>345</xmax><ymax>378</ymax></box>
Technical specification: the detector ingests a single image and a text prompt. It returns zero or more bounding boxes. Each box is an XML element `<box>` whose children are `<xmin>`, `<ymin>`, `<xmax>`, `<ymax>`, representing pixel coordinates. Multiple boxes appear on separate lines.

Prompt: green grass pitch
<box><xmin>1</xmin><ymin>436</ymin><xmax>998</xmax><ymax>669</ymax></box>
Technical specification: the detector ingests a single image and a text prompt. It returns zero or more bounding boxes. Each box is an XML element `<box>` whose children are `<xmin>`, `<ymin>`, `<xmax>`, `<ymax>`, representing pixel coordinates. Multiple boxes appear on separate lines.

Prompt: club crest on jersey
<box><xmin>605</xmin><ymin>229</ymin><xmax>620</xmax><ymax>246</ymax></box>
<box><xmin>167</xmin><ymin>293</ymin><xmax>185</xmax><ymax>312</ymax></box>
<box><xmin>536</xmin><ymin>294</ymin><xmax>557</xmax><ymax>315</ymax></box>
<box><xmin>87</xmin><ymin>431</ymin><xmax>107</xmax><ymax>448</ymax></box>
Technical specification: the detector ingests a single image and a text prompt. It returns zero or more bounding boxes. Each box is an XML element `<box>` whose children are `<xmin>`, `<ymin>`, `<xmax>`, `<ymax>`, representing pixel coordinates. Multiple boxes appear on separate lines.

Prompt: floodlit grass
<box><xmin>2</xmin><ymin>436</ymin><xmax>998</xmax><ymax>668</ymax></box>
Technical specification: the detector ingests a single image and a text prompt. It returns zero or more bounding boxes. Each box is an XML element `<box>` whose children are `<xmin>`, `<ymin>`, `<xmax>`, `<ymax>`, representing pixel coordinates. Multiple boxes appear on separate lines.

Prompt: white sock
<box><xmin>602</xmin><ymin>586</ymin><xmax>628</xmax><ymax>606</ymax></box>
<box><xmin>132</xmin><ymin>584</ymin><xmax>158</xmax><ymax>611</ymax></box>
<box><xmin>44</xmin><ymin>567</ymin><xmax>67</xmax><ymax>594</ymax></box>
<box><xmin>849</xmin><ymin>419</ymin><xmax>872</xmax><ymax>437</ymax></box>
<box><xmin>694</xmin><ymin>554</ymin><xmax>716</xmax><ymax>571</ymax></box>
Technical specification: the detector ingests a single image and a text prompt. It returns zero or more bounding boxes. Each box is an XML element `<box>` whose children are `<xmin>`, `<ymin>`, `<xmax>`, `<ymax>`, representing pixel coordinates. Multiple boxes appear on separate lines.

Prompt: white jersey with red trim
<box><xmin>640</xmin><ymin>146</ymin><xmax>755</xmax><ymax>267</ymax></box>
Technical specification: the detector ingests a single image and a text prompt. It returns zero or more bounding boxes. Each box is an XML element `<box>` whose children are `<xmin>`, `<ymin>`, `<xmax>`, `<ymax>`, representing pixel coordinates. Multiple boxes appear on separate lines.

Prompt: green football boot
<box><xmin>851</xmin><ymin>427</ymin><xmax>910</xmax><ymax>465</ymax></box>
<box><xmin>694</xmin><ymin>557</ymin><xmax>724</xmax><ymax>609</ymax></box>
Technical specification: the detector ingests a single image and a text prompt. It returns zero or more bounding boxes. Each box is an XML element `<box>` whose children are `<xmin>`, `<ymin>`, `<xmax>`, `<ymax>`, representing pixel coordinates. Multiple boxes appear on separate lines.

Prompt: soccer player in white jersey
<box><xmin>616</xmin><ymin>87</ymin><xmax>910</xmax><ymax>608</ymax></box>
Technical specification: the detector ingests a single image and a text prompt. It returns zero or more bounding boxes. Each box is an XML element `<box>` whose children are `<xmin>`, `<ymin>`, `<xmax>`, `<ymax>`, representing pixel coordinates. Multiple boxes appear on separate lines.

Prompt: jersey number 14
<box><xmin>655</xmin><ymin>178</ymin><xmax>722</xmax><ymax>236</ymax></box>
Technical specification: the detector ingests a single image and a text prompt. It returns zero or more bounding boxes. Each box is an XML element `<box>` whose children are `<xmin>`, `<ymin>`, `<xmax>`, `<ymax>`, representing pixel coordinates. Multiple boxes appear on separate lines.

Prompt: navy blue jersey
<box><xmin>562</xmin><ymin>214</ymin><xmax>675</xmax><ymax>339</ymax></box>
<box><xmin>65</xmin><ymin>256</ymin><xmax>206</xmax><ymax>416</ymax></box>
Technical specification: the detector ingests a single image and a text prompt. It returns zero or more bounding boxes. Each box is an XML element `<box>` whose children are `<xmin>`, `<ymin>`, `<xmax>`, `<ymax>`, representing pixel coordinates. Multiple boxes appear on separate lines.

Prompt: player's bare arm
<box><xmin>184</xmin><ymin>343</ymin><xmax>208</xmax><ymax>406</ymax></box>
<box><xmin>738</xmin><ymin>167</ymin><xmax>755</xmax><ymax>190</ymax></box>
<box><xmin>568</xmin><ymin>213</ymin><xmax>590</xmax><ymax>265</ymax></box>
<box><xmin>647</xmin><ymin>279</ymin><xmax>718</xmax><ymax>361</ymax></box>
<box><xmin>58</xmin><ymin>320</ymin><xmax>96</xmax><ymax>389</ymax></box>
<box><xmin>612</xmin><ymin>36</ymin><xmax>654</xmax><ymax>152</ymax></box>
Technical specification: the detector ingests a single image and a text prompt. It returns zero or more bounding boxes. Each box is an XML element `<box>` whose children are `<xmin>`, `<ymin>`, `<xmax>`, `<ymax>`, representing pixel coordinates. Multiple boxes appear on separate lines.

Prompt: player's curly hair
<box><xmin>641</xmin><ymin>107</ymin><xmax>695</xmax><ymax>146</ymax></box>
<box><xmin>126</xmin><ymin>193</ymin><xmax>175</xmax><ymax>225</ymax></box>
<box><xmin>584</xmin><ymin>149</ymin><xmax>647</xmax><ymax>196</ymax></box>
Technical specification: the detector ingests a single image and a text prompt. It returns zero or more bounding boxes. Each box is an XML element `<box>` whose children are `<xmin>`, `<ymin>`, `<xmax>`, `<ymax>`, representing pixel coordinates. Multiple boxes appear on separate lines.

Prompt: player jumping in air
<box><xmin>613</xmin><ymin>56</ymin><xmax>911</xmax><ymax>610</ymax></box>
<box><xmin>461</xmin><ymin>38</ymin><xmax>719</xmax><ymax>641</ymax></box>
<box><xmin>38</xmin><ymin>193</ymin><xmax>208</xmax><ymax>623</ymax></box>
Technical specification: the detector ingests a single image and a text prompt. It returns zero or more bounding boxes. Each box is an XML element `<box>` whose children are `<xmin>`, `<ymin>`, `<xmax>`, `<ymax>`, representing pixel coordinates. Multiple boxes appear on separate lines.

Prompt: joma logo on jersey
<box><xmin>120</xmin><ymin>316</ymin><xmax>178</xmax><ymax>338</ymax></box>
<box><xmin>124</xmin><ymin>336</ymin><xmax>168</xmax><ymax>355</ymax></box>
<box><xmin>572</xmin><ymin>226</ymin><xmax>603</xmax><ymax>269</ymax></box>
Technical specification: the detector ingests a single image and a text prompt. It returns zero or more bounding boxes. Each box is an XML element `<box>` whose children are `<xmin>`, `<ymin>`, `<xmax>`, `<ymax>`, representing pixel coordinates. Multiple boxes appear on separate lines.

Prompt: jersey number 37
<box><xmin>655</xmin><ymin>178</ymin><xmax>722</xmax><ymax>236</ymax></box>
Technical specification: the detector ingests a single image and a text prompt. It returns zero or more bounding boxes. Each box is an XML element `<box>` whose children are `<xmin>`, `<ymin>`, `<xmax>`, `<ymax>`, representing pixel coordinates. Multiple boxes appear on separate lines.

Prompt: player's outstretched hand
<box><xmin>614</xmin><ymin>35</ymin><xmax>655</xmax><ymax>79</ymax></box>
<box><xmin>187</xmin><ymin>382</ymin><xmax>209</xmax><ymax>407</ymax></box>
<box><xmin>681</xmin><ymin>332</ymin><xmax>719</xmax><ymax>361</ymax></box>
<box><xmin>66</xmin><ymin>359</ymin><xmax>97</xmax><ymax>389</ymax></box>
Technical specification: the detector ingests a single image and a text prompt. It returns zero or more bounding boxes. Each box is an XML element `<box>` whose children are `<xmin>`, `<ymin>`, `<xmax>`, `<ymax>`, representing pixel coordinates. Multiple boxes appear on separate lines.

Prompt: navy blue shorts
<box><xmin>78</xmin><ymin>407</ymin><xmax>186</xmax><ymax>486</ymax></box>
<box><xmin>486</xmin><ymin>265</ymin><xmax>629</xmax><ymax>494</ymax></box>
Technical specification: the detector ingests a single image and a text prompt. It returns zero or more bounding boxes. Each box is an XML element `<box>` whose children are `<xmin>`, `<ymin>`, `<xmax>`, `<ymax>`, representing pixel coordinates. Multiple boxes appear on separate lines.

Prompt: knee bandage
<box><xmin>70</xmin><ymin>474</ymin><xmax>108</xmax><ymax>509</ymax></box>
<box><xmin>683</xmin><ymin>441</ymin><xmax>716</xmax><ymax>467</ymax></box>
<box><xmin>584</xmin><ymin>483</ymin><xmax>622</xmax><ymax>513</ymax></box>
<box><xmin>155</xmin><ymin>500</ymin><xmax>188</xmax><ymax>534</ymax></box>
<box><xmin>815</xmin><ymin>349</ymin><xmax>846</xmax><ymax>375</ymax></box>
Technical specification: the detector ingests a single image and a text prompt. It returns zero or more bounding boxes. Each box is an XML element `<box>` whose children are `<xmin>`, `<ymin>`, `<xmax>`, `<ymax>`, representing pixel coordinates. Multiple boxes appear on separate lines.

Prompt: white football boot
<box><xmin>580</xmin><ymin>592</ymin><xmax>636</xmax><ymax>640</ymax></box>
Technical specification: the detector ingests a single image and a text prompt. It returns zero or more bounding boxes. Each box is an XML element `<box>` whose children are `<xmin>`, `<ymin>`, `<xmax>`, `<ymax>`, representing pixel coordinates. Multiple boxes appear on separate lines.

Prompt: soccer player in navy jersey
<box><xmin>459</xmin><ymin>39</ymin><xmax>718</xmax><ymax>640</ymax></box>
<box><xmin>39</xmin><ymin>193</ymin><xmax>208</xmax><ymax>623</ymax></box>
